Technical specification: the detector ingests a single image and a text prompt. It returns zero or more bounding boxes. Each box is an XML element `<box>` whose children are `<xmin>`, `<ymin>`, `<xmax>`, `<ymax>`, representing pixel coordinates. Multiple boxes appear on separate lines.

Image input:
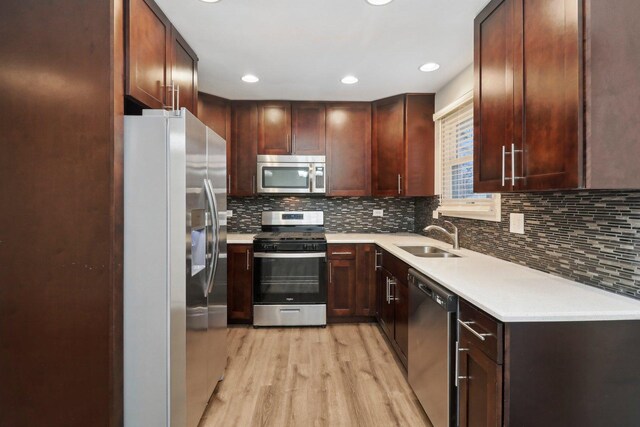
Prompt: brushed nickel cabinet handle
<box><xmin>397</xmin><ymin>174</ymin><xmax>402</xmax><ymax>195</ymax></box>
<box><xmin>458</xmin><ymin>320</ymin><xmax>492</xmax><ymax>341</ymax></box>
<box><xmin>246</xmin><ymin>249</ymin><xmax>250</xmax><ymax>271</ymax></box>
<box><xmin>329</xmin><ymin>262</ymin><xmax>332</xmax><ymax>283</ymax></box>
<box><xmin>330</xmin><ymin>251</ymin><xmax>352</xmax><ymax>255</ymax></box>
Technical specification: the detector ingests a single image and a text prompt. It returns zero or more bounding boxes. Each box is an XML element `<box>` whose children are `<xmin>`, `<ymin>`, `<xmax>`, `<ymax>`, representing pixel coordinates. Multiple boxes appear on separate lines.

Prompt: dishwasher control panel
<box><xmin>408</xmin><ymin>269</ymin><xmax>458</xmax><ymax>312</ymax></box>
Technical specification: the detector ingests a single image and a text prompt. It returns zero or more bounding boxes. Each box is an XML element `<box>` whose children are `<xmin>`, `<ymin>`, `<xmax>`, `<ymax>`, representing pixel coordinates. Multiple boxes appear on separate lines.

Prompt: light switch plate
<box><xmin>373</xmin><ymin>209</ymin><xmax>384</xmax><ymax>217</ymax></box>
<box><xmin>432</xmin><ymin>211</ymin><xmax>439</xmax><ymax>219</ymax></box>
<box><xmin>509</xmin><ymin>213</ymin><xmax>525</xmax><ymax>234</ymax></box>
<box><xmin>227</xmin><ymin>210</ymin><xmax>233</xmax><ymax>217</ymax></box>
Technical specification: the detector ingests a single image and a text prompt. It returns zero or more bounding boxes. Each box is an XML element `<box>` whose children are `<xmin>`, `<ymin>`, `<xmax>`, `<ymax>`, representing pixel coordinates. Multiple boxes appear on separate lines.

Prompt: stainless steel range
<box><xmin>253</xmin><ymin>211</ymin><xmax>327</xmax><ymax>327</ymax></box>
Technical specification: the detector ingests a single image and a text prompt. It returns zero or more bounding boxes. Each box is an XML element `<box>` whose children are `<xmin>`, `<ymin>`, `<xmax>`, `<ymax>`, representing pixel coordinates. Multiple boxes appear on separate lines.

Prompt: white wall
<box><xmin>434</xmin><ymin>64</ymin><xmax>473</xmax><ymax>112</ymax></box>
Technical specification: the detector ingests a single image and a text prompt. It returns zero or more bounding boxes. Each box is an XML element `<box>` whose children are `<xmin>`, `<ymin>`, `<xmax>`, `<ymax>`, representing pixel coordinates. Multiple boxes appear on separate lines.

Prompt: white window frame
<box><xmin>433</xmin><ymin>91</ymin><xmax>501</xmax><ymax>222</ymax></box>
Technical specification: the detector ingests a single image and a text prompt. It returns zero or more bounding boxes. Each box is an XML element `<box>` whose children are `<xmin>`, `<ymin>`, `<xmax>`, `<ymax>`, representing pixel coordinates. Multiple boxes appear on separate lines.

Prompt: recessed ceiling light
<box><xmin>241</xmin><ymin>74</ymin><xmax>259</xmax><ymax>83</ymax></box>
<box><xmin>200</xmin><ymin>0</ymin><xmax>221</xmax><ymax>3</ymax></box>
<box><xmin>341</xmin><ymin>75</ymin><xmax>359</xmax><ymax>85</ymax></box>
<box><xmin>366</xmin><ymin>0</ymin><xmax>393</xmax><ymax>5</ymax></box>
<box><xmin>419</xmin><ymin>62</ymin><xmax>440</xmax><ymax>72</ymax></box>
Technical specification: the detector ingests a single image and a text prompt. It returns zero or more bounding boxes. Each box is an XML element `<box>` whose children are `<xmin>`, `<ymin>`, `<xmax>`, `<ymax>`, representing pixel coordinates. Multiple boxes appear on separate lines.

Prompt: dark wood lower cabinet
<box><xmin>327</xmin><ymin>259</ymin><xmax>356</xmax><ymax>318</ymax></box>
<box><xmin>227</xmin><ymin>244</ymin><xmax>253</xmax><ymax>323</ymax></box>
<box><xmin>458</xmin><ymin>343</ymin><xmax>502</xmax><ymax>427</ymax></box>
<box><xmin>459</xmin><ymin>299</ymin><xmax>640</xmax><ymax>427</ymax></box>
<box><xmin>355</xmin><ymin>244</ymin><xmax>377</xmax><ymax>316</ymax></box>
<box><xmin>377</xmin><ymin>247</ymin><xmax>410</xmax><ymax>368</ymax></box>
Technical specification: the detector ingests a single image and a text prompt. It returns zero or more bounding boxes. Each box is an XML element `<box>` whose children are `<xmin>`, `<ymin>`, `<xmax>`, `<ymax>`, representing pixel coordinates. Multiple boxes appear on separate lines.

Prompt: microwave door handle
<box><xmin>309</xmin><ymin>165</ymin><xmax>314</xmax><ymax>192</ymax></box>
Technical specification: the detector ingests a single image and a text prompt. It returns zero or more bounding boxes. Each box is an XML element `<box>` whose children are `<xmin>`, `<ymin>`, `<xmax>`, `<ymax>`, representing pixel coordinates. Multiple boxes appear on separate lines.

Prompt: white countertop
<box><xmin>227</xmin><ymin>232</ymin><xmax>640</xmax><ymax>322</ymax></box>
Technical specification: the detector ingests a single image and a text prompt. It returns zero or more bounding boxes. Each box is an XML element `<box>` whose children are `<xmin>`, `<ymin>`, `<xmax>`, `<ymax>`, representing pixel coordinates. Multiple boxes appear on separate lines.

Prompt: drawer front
<box><xmin>328</xmin><ymin>244</ymin><xmax>356</xmax><ymax>259</ymax></box>
<box><xmin>381</xmin><ymin>249</ymin><xmax>410</xmax><ymax>284</ymax></box>
<box><xmin>459</xmin><ymin>299</ymin><xmax>504</xmax><ymax>364</ymax></box>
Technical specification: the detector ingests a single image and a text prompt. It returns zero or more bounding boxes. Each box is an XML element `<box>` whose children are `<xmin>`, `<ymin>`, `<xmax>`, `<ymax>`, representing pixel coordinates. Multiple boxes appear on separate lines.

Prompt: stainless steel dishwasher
<box><xmin>408</xmin><ymin>268</ymin><xmax>458</xmax><ymax>427</ymax></box>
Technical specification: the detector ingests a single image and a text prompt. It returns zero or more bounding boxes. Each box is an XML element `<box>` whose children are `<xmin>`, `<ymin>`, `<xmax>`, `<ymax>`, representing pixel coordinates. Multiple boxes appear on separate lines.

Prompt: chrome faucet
<box><xmin>423</xmin><ymin>221</ymin><xmax>460</xmax><ymax>250</ymax></box>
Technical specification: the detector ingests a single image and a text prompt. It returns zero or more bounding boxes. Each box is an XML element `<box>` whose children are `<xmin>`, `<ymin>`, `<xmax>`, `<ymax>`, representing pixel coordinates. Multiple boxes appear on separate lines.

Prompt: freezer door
<box><xmin>183</xmin><ymin>110</ymin><xmax>211</xmax><ymax>427</ymax></box>
<box><xmin>206</xmin><ymin>127</ymin><xmax>228</xmax><ymax>394</ymax></box>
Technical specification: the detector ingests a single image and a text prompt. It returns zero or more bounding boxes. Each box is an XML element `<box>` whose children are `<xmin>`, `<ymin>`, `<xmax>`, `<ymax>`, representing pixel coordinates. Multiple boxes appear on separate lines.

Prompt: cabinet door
<box><xmin>291</xmin><ymin>102</ymin><xmax>325</xmax><ymax>155</ymax></box>
<box><xmin>327</xmin><ymin>259</ymin><xmax>356</xmax><ymax>317</ymax></box>
<box><xmin>514</xmin><ymin>0</ymin><xmax>582</xmax><ymax>190</ymax></box>
<box><xmin>404</xmin><ymin>94</ymin><xmax>436</xmax><ymax>196</ymax></box>
<box><xmin>372</xmin><ymin>95</ymin><xmax>405</xmax><ymax>196</ymax></box>
<box><xmin>355</xmin><ymin>244</ymin><xmax>377</xmax><ymax>317</ymax></box>
<box><xmin>326</xmin><ymin>103</ymin><xmax>372</xmax><ymax>196</ymax></box>
<box><xmin>227</xmin><ymin>245</ymin><xmax>253</xmax><ymax>322</ymax></box>
<box><xmin>473</xmin><ymin>0</ymin><xmax>515</xmax><ymax>192</ymax></box>
<box><xmin>458</xmin><ymin>344</ymin><xmax>503</xmax><ymax>427</ymax></box>
<box><xmin>379</xmin><ymin>270</ymin><xmax>395</xmax><ymax>340</ymax></box>
<box><xmin>230</xmin><ymin>102</ymin><xmax>258</xmax><ymax>196</ymax></box>
<box><xmin>258</xmin><ymin>102</ymin><xmax>291</xmax><ymax>155</ymax></box>
<box><xmin>170</xmin><ymin>27</ymin><xmax>198</xmax><ymax>115</ymax></box>
<box><xmin>394</xmin><ymin>278</ymin><xmax>409</xmax><ymax>358</ymax></box>
<box><xmin>126</xmin><ymin>0</ymin><xmax>171</xmax><ymax>109</ymax></box>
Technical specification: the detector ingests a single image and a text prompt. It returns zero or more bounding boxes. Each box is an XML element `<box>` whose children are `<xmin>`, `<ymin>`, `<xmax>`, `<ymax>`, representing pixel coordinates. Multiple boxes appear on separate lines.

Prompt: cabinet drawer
<box><xmin>459</xmin><ymin>300</ymin><xmax>503</xmax><ymax>364</ymax></box>
<box><xmin>381</xmin><ymin>249</ymin><xmax>409</xmax><ymax>283</ymax></box>
<box><xmin>328</xmin><ymin>244</ymin><xmax>356</xmax><ymax>259</ymax></box>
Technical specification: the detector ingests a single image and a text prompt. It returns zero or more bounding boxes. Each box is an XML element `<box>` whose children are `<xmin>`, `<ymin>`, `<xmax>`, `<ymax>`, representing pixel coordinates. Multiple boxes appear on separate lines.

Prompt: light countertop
<box><xmin>227</xmin><ymin>232</ymin><xmax>640</xmax><ymax>322</ymax></box>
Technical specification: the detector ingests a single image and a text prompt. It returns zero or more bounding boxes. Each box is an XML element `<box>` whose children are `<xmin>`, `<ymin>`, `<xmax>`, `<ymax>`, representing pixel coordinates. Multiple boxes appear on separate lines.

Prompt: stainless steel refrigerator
<box><xmin>123</xmin><ymin>108</ymin><xmax>227</xmax><ymax>427</ymax></box>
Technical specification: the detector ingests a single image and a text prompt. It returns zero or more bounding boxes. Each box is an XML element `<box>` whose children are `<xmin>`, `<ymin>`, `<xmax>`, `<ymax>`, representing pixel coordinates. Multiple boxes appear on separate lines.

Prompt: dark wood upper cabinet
<box><xmin>474</xmin><ymin>0</ymin><xmax>582</xmax><ymax>192</ymax></box>
<box><xmin>170</xmin><ymin>27</ymin><xmax>198</xmax><ymax>115</ymax></box>
<box><xmin>372</xmin><ymin>94</ymin><xmax>435</xmax><ymax>197</ymax></box>
<box><xmin>126</xmin><ymin>0</ymin><xmax>198</xmax><ymax>113</ymax></box>
<box><xmin>227</xmin><ymin>244</ymin><xmax>253</xmax><ymax>323</ymax></box>
<box><xmin>291</xmin><ymin>102</ymin><xmax>326</xmax><ymax>155</ymax></box>
<box><xmin>126</xmin><ymin>0</ymin><xmax>171</xmax><ymax>109</ymax></box>
<box><xmin>197</xmin><ymin>93</ymin><xmax>230</xmax><ymax>141</ymax></box>
<box><xmin>326</xmin><ymin>102</ymin><xmax>372</xmax><ymax>196</ymax></box>
<box><xmin>258</xmin><ymin>102</ymin><xmax>292</xmax><ymax>155</ymax></box>
<box><xmin>230</xmin><ymin>101</ymin><xmax>258</xmax><ymax>196</ymax></box>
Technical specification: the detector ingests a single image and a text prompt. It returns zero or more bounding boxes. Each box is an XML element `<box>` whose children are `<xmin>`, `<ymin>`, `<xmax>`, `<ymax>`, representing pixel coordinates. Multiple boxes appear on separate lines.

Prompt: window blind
<box><xmin>440</xmin><ymin>100</ymin><xmax>489</xmax><ymax>201</ymax></box>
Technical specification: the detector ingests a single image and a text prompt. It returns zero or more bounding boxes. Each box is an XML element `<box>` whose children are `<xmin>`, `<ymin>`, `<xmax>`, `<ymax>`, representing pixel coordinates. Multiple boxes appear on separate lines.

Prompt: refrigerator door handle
<box><xmin>204</xmin><ymin>178</ymin><xmax>219</xmax><ymax>296</ymax></box>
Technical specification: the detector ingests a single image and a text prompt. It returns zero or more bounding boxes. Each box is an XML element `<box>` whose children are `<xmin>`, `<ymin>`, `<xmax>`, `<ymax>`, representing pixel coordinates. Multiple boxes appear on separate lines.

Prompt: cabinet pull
<box><xmin>385</xmin><ymin>277</ymin><xmax>390</xmax><ymax>303</ymax></box>
<box><xmin>330</xmin><ymin>251</ymin><xmax>352</xmax><ymax>256</ymax></box>
<box><xmin>511</xmin><ymin>142</ymin><xmax>524</xmax><ymax>185</ymax></box>
<box><xmin>293</xmin><ymin>133</ymin><xmax>296</xmax><ymax>153</ymax></box>
<box><xmin>458</xmin><ymin>320</ymin><xmax>493</xmax><ymax>341</ymax></box>
<box><xmin>397</xmin><ymin>174</ymin><xmax>402</xmax><ymax>195</ymax></box>
<box><xmin>388</xmin><ymin>278</ymin><xmax>397</xmax><ymax>301</ymax></box>
<box><xmin>246</xmin><ymin>249</ymin><xmax>250</xmax><ymax>271</ymax></box>
<box><xmin>175</xmin><ymin>83</ymin><xmax>180</xmax><ymax>111</ymax></box>
<box><xmin>228</xmin><ymin>175</ymin><xmax>231</xmax><ymax>193</ymax></box>
<box><xmin>329</xmin><ymin>262</ymin><xmax>332</xmax><ymax>283</ymax></box>
<box><xmin>287</xmin><ymin>134</ymin><xmax>291</xmax><ymax>153</ymax></box>
<box><xmin>501</xmin><ymin>145</ymin><xmax>506</xmax><ymax>187</ymax></box>
<box><xmin>374</xmin><ymin>251</ymin><xmax>382</xmax><ymax>270</ymax></box>
<box><xmin>455</xmin><ymin>342</ymin><xmax>470</xmax><ymax>387</ymax></box>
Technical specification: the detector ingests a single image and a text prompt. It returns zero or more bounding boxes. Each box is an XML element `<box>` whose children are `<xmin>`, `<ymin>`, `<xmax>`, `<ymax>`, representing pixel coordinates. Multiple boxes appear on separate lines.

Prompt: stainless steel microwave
<box><xmin>257</xmin><ymin>155</ymin><xmax>326</xmax><ymax>194</ymax></box>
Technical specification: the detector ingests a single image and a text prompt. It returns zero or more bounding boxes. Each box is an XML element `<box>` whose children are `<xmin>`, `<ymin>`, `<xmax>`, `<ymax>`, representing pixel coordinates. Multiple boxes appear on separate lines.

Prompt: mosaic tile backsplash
<box><xmin>416</xmin><ymin>191</ymin><xmax>640</xmax><ymax>300</ymax></box>
<box><xmin>228</xmin><ymin>196</ymin><xmax>415</xmax><ymax>233</ymax></box>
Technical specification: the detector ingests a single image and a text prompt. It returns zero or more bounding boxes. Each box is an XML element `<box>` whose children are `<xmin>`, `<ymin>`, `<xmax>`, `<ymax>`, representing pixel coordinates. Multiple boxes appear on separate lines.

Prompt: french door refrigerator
<box><xmin>124</xmin><ymin>108</ymin><xmax>227</xmax><ymax>427</ymax></box>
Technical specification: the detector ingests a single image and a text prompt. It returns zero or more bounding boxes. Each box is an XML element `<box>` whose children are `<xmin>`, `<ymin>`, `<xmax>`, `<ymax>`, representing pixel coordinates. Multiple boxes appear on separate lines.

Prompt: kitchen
<box><xmin>2</xmin><ymin>0</ymin><xmax>640</xmax><ymax>426</ymax></box>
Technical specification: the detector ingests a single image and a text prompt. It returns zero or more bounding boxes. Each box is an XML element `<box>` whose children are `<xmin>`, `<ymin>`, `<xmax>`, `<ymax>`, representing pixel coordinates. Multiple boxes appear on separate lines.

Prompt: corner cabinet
<box><xmin>125</xmin><ymin>0</ymin><xmax>198</xmax><ymax>114</ymax></box>
<box><xmin>474</xmin><ymin>0</ymin><xmax>582</xmax><ymax>192</ymax></box>
<box><xmin>372</xmin><ymin>94</ymin><xmax>435</xmax><ymax>197</ymax></box>
<box><xmin>227</xmin><ymin>244</ymin><xmax>253</xmax><ymax>323</ymax></box>
<box><xmin>327</xmin><ymin>244</ymin><xmax>377</xmax><ymax>322</ymax></box>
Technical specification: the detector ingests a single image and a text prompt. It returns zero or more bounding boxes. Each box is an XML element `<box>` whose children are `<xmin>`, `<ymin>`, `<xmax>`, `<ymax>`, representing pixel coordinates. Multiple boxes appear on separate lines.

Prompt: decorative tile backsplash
<box><xmin>228</xmin><ymin>196</ymin><xmax>415</xmax><ymax>233</ymax></box>
<box><xmin>416</xmin><ymin>191</ymin><xmax>640</xmax><ymax>300</ymax></box>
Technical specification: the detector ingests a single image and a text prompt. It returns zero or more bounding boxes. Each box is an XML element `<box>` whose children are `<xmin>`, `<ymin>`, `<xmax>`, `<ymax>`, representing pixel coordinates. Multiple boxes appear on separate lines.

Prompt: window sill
<box><xmin>436</xmin><ymin>204</ymin><xmax>501</xmax><ymax>222</ymax></box>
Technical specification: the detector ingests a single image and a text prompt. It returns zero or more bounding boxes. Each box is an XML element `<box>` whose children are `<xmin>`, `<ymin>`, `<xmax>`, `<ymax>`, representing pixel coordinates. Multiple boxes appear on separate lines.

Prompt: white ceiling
<box><xmin>155</xmin><ymin>0</ymin><xmax>490</xmax><ymax>101</ymax></box>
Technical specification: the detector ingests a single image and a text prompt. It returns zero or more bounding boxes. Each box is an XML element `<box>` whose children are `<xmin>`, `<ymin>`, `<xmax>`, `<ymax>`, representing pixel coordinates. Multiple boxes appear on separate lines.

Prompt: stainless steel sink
<box><xmin>398</xmin><ymin>246</ymin><xmax>460</xmax><ymax>258</ymax></box>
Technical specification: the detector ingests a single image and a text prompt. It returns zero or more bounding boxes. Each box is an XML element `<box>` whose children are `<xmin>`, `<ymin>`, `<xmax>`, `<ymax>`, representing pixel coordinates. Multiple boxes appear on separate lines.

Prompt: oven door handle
<box><xmin>253</xmin><ymin>252</ymin><xmax>327</xmax><ymax>259</ymax></box>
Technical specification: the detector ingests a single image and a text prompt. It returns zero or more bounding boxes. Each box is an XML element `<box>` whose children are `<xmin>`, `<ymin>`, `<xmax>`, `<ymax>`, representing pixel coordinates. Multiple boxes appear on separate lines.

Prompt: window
<box><xmin>434</xmin><ymin>92</ymin><xmax>501</xmax><ymax>221</ymax></box>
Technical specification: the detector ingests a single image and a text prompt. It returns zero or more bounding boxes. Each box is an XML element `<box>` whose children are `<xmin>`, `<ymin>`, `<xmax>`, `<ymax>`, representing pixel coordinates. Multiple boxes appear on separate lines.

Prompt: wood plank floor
<box><xmin>199</xmin><ymin>323</ymin><xmax>432</xmax><ymax>427</ymax></box>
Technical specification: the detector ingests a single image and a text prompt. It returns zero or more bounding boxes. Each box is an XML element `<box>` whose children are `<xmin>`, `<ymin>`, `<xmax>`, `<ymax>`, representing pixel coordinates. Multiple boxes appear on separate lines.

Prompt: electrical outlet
<box><xmin>227</xmin><ymin>210</ymin><xmax>233</xmax><ymax>217</ymax></box>
<box><xmin>432</xmin><ymin>210</ymin><xmax>439</xmax><ymax>219</ymax></box>
<box><xmin>373</xmin><ymin>209</ymin><xmax>384</xmax><ymax>217</ymax></box>
<box><xmin>509</xmin><ymin>213</ymin><xmax>525</xmax><ymax>234</ymax></box>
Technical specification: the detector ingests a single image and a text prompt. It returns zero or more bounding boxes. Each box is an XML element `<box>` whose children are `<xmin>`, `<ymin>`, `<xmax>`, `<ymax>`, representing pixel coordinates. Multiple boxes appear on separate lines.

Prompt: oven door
<box><xmin>253</xmin><ymin>252</ymin><xmax>327</xmax><ymax>304</ymax></box>
<box><xmin>257</xmin><ymin>162</ymin><xmax>312</xmax><ymax>194</ymax></box>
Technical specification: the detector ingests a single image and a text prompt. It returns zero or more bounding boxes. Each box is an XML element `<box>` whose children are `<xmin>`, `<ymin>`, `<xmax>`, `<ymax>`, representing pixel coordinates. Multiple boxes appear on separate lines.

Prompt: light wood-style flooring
<box><xmin>199</xmin><ymin>323</ymin><xmax>432</xmax><ymax>427</ymax></box>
